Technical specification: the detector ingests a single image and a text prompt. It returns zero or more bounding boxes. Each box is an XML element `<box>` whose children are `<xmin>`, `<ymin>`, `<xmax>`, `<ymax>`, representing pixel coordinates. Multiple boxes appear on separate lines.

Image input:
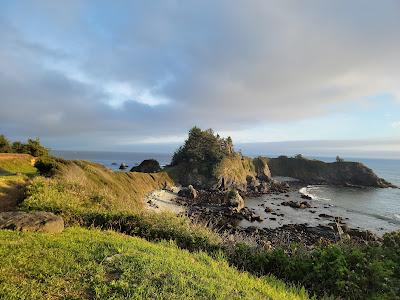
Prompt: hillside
<box><xmin>268</xmin><ymin>156</ymin><xmax>395</xmax><ymax>187</ymax></box>
<box><xmin>23</xmin><ymin>159</ymin><xmax>174</xmax><ymax>215</ymax></box>
<box><xmin>0</xmin><ymin>227</ymin><xmax>308</xmax><ymax>300</ymax></box>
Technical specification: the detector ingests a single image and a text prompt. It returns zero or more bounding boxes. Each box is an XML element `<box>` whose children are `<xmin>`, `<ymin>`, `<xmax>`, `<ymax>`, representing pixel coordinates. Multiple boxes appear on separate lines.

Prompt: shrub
<box><xmin>0</xmin><ymin>135</ymin><xmax>11</xmax><ymax>153</ymax></box>
<box><xmin>34</xmin><ymin>156</ymin><xmax>62</xmax><ymax>177</ymax></box>
<box><xmin>25</xmin><ymin>138</ymin><xmax>49</xmax><ymax>157</ymax></box>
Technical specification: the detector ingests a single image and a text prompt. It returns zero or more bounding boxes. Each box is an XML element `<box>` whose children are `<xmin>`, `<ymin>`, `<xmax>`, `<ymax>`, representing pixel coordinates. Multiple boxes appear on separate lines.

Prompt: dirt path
<box><xmin>0</xmin><ymin>176</ymin><xmax>28</xmax><ymax>212</ymax></box>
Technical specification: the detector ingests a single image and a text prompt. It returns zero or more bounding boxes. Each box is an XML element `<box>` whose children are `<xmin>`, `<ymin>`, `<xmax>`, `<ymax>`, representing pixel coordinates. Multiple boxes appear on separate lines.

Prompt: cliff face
<box><xmin>166</xmin><ymin>154</ymin><xmax>271</xmax><ymax>191</ymax></box>
<box><xmin>267</xmin><ymin>156</ymin><xmax>395</xmax><ymax>188</ymax></box>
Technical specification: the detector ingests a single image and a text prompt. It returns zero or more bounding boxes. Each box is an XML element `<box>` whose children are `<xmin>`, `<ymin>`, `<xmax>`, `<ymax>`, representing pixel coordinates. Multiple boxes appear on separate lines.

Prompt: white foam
<box><xmin>299</xmin><ymin>185</ymin><xmax>331</xmax><ymax>201</ymax></box>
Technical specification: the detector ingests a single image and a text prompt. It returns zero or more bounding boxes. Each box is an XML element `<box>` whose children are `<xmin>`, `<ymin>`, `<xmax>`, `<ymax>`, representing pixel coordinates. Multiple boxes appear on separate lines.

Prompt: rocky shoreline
<box><xmin>154</xmin><ymin>181</ymin><xmax>383</xmax><ymax>249</ymax></box>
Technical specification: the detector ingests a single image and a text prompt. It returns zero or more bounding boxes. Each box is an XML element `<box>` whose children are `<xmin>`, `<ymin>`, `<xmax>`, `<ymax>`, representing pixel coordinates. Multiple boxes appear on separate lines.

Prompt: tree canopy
<box><xmin>171</xmin><ymin>127</ymin><xmax>234</xmax><ymax>166</ymax></box>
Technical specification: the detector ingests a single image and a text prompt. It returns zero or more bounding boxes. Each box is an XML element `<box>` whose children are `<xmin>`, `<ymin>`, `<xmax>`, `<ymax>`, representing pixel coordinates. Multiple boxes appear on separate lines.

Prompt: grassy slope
<box><xmin>0</xmin><ymin>227</ymin><xmax>309</xmax><ymax>300</ymax></box>
<box><xmin>0</xmin><ymin>154</ymin><xmax>37</xmax><ymax>176</ymax></box>
<box><xmin>22</xmin><ymin>160</ymin><xmax>173</xmax><ymax>215</ymax></box>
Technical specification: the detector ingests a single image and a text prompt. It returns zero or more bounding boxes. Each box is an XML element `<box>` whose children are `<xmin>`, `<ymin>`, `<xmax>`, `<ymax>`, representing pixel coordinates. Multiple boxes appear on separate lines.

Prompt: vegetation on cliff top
<box><xmin>0</xmin><ymin>134</ymin><xmax>49</xmax><ymax>157</ymax></box>
<box><xmin>171</xmin><ymin>126</ymin><xmax>234</xmax><ymax>167</ymax></box>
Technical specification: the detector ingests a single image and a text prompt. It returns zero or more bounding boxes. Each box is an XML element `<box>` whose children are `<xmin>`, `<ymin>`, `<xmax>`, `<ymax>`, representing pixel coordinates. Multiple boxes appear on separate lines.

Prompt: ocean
<box><xmin>299</xmin><ymin>157</ymin><xmax>400</xmax><ymax>233</ymax></box>
<box><xmin>52</xmin><ymin>150</ymin><xmax>400</xmax><ymax>234</ymax></box>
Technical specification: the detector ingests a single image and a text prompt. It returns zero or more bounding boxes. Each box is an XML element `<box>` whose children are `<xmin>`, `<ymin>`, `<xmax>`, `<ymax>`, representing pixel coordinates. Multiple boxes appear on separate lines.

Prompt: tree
<box><xmin>0</xmin><ymin>135</ymin><xmax>11</xmax><ymax>153</ymax></box>
<box><xmin>294</xmin><ymin>154</ymin><xmax>304</xmax><ymax>159</ymax></box>
<box><xmin>12</xmin><ymin>141</ymin><xmax>27</xmax><ymax>153</ymax></box>
<box><xmin>171</xmin><ymin>127</ymin><xmax>234</xmax><ymax>166</ymax></box>
<box><xmin>26</xmin><ymin>138</ymin><xmax>49</xmax><ymax>157</ymax></box>
<box><xmin>336</xmin><ymin>155</ymin><xmax>344</xmax><ymax>163</ymax></box>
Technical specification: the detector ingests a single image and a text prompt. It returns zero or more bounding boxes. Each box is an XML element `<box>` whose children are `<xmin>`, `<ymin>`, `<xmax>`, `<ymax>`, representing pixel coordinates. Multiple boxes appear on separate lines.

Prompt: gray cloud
<box><xmin>0</xmin><ymin>1</ymin><xmax>400</xmax><ymax>150</ymax></box>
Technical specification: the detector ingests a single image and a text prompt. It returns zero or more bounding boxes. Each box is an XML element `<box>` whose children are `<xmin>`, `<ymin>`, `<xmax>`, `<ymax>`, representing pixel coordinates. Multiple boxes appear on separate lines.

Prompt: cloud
<box><xmin>392</xmin><ymin>121</ymin><xmax>400</xmax><ymax>128</ymax></box>
<box><xmin>0</xmin><ymin>1</ymin><xmax>400</xmax><ymax>149</ymax></box>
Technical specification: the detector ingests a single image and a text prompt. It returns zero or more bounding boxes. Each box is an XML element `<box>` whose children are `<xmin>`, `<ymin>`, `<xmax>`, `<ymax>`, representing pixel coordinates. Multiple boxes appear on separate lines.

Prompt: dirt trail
<box><xmin>0</xmin><ymin>177</ymin><xmax>28</xmax><ymax>212</ymax></box>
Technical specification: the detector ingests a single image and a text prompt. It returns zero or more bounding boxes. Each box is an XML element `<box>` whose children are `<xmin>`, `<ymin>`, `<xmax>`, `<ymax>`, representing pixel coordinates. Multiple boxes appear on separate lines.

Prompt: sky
<box><xmin>0</xmin><ymin>1</ymin><xmax>400</xmax><ymax>158</ymax></box>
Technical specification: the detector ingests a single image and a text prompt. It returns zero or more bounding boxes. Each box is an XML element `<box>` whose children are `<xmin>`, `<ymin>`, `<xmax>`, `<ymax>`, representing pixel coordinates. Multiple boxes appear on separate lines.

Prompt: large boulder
<box><xmin>178</xmin><ymin>185</ymin><xmax>198</xmax><ymax>199</ymax></box>
<box><xmin>130</xmin><ymin>159</ymin><xmax>161</xmax><ymax>173</ymax></box>
<box><xmin>226</xmin><ymin>190</ymin><xmax>245</xmax><ymax>212</ymax></box>
<box><xmin>0</xmin><ymin>211</ymin><xmax>64</xmax><ymax>233</ymax></box>
<box><xmin>252</xmin><ymin>156</ymin><xmax>271</xmax><ymax>181</ymax></box>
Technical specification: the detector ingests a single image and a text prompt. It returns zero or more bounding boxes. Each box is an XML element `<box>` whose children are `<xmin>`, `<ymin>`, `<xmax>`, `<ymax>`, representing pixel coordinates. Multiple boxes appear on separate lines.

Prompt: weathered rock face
<box><xmin>0</xmin><ymin>211</ymin><xmax>64</xmax><ymax>233</ymax></box>
<box><xmin>252</xmin><ymin>156</ymin><xmax>271</xmax><ymax>181</ymax></box>
<box><xmin>167</xmin><ymin>154</ymin><xmax>273</xmax><ymax>193</ymax></box>
<box><xmin>130</xmin><ymin>159</ymin><xmax>161</xmax><ymax>173</ymax></box>
<box><xmin>178</xmin><ymin>185</ymin><xmax>198</xmax><ymax>199</ymax></box>
<box><xmin>226</xmin><ymin>190</ymin><xmax>244</xmax><ymax>212</ymax></box>
<box><xmin>268</xmin><ymin>156</ymin><xmax>396</xmax><ymax>188</ymax></box>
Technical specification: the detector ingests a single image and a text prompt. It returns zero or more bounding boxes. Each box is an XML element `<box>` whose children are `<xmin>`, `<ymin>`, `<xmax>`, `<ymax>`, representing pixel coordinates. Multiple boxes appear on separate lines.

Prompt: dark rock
<box><xmin>318</xmin><ymin>213</ymin><xmax>333</xmax><ymax>218</ymax></box>
<box><xmin>178</xmin><ymin>185</ymin><xmax>198</xmax><ymax>199</ymax></box>
<box><xmin>282</xmin><ymin>200</ymin><xmax>311</xmax><ymax>209</ymax></box>
<box><xmin>301</xmin><ymin>194</ymin><xmax>312</xmax><ymax>200</ymax></box>
<box><xmin>226</xmin><ymin>190</ymin><xmax>245</xmax><ymax>212</ymax></box>
<box><xmin>264</xmin><ymin>207</ymin><xmax>273</xmax><ymax>213</ymax></box>
<box><xmin>0</xmin><ymin>211</ymin><xmax>64</xmax><ymax>233</ymax></box>
<box><xmin>252</xmin><ymin>214</ymin><xmax>263</xmax><ymax>222</ymax></box>
<box><xmin>119</xmin><ymin>163</ymin><xmax>128</xmax><ymax>170</ymax></box>
<box><xmin>130</xmin><ymin>159</ymin><xmax>161</xmax><ymax>173</ymax></box>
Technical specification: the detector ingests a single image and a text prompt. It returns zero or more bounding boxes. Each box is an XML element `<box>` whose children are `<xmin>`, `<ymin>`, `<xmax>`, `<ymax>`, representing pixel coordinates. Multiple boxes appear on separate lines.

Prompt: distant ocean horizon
<box><xmin>52</xmin><ymin>150</ymin><xmax>400</xmax><ymax>233</ymax></box>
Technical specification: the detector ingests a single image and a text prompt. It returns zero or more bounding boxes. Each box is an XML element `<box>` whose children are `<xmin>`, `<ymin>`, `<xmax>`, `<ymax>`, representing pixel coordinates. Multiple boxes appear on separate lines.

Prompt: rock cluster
<box><xmin>178</xmin><ymin>185</ymin><xmax>198</xmax><ymax>199</ymax></box>
<box><xmin>0</xmin><ymin>211</ymin><xmax>64</xmax><ymax>233</ymax></box>
<box><xmin>281</xmin><ymin>200</ymin><xmax>311</xmax><ymax>209</ymax></box>
<box><xmin>226</xmin><ymin>190</ymin><xmax>245</xmax><ymax>212</ymax></box>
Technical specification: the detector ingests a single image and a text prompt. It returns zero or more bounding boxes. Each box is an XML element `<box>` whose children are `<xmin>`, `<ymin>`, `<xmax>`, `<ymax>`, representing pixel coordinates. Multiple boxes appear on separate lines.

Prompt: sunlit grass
<box><xmin>0</xmin><ymin>227</ymin><xmax>310</xmax><ymax>300</ymax></box>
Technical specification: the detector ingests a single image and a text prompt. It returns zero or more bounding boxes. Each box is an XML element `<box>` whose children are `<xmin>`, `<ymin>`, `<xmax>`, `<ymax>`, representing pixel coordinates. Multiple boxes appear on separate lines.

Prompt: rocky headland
<box><xmin>138</xmin><ymin>127</ymin><xmax>395</xmax><ymax>248</ymax></box>
<box><xmin>267</xmin><ymin>155</ymin><xmax>396</xmax><ymax>188</ymax></box>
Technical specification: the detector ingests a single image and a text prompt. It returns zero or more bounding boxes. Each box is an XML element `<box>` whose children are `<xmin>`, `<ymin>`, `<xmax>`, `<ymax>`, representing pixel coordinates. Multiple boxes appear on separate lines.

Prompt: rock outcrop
<box><xmin>268</xmin><ymin>156</ymin><xmax>395</xmax><ymax>188</ymax></box>
<box><xmin>167</xmin><ymin>154</ymin><xmax>273</xmax><ymax>193</ymax></box>
<box><xmin>226</xmin><ymin>190</ymin><xmax>244</xmax><ymax>212</ymax></box>
<box><xmin>0</xmin><ymin>211</ymin><xmax>64</xmax><ymax>233</ymax></box>
<box><xmin>178</xmin><ymin>185</ymin><xmax>198</xmax><ymax>199</ymax></box>
<box><xmin>130</xmin><ymin>159</ymin><xmax>161</xmax><ymax>173</ymax></box>
<box><xmin>119</xmin><ymin>163</ymin><xmax>128</xmax><ymax>170</ymax></box>
<box><xmin>165</xmin><ymin>127</ymin><xmax>273</xmax><ymax>193</ymax></box>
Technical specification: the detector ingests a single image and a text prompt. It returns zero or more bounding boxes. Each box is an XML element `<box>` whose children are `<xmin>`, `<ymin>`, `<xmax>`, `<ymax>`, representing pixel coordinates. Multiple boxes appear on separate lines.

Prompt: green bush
<box><xmin>226</xmin><ymin>237</ymin><xmax>400</xmax><ymax>299</ymax></box>
<box><xmin>34</xmin><ymin>156</ymin><xmax>64</xmax><ymax>177</ymax></box>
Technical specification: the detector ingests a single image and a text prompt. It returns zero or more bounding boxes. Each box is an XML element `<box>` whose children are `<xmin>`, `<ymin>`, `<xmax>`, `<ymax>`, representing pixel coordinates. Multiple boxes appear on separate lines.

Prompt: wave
<box><xmin>299</xmin><ymin>185</ymin><xmax>331</xmax><ymax>201</ymax></box>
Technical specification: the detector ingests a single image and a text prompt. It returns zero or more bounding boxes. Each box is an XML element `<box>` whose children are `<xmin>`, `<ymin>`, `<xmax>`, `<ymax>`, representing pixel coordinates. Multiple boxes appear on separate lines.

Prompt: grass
<box><xmin>0</xmin><ymin>227</ymin><xmax>310</xmax><ymax>300</ymax></box>
<box><xmin>0</xmin><ymin>154</ymin><xmax>37</xmax><ymax>176</ymax></box>
<box><xmin>22</xmin><ymin>160</ymin><xmax>173</xmax><ymax>215</ymax></box>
